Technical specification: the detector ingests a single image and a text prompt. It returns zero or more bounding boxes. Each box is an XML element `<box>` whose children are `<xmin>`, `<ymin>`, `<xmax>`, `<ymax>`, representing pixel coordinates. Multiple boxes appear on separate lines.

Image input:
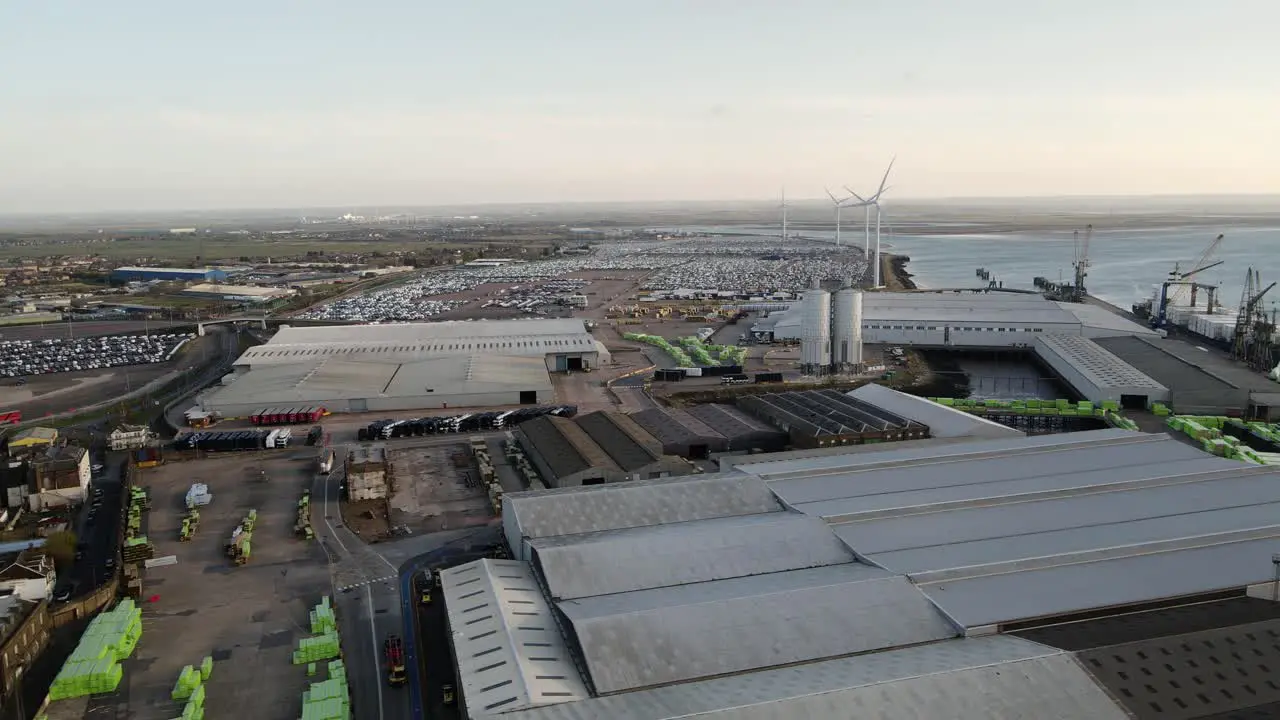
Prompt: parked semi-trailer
<box><xmin>318</xmin><ymin>450</ymin><xmax>335</xmax><ymax>475</ymax></box>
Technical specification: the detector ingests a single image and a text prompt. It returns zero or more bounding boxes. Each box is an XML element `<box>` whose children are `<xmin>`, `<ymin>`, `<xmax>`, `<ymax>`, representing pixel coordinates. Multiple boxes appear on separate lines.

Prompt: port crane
<box><xmin>1232</xmin><ymin>268</ymin><xmax>1277</xmax><ymax>372</ymax></box>
<box><xmin>1166</xmin><ymin>233</ymin><xmax>1225</xmax><ymax>310</ymax></box>
<box><xmin>1070</xmin><ymin>224</ymin><xmax>1092</xmax><ymax>303</ymax></box>
<box><xmin>1152</xmin><ymin>233</ymin><xmax>1225</xmax><ymax>327</ymax></box>
<box><xmin>1154</xmin><ymin>260</ymin><xmax>1224</xmax><ymax>328</ymax></box>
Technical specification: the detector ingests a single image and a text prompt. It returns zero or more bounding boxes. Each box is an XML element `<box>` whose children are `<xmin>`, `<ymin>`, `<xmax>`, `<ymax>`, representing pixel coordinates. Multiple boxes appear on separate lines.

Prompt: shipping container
<box><xmin>0</xmin><ymin>410</ymin><xmax>20</xmax><ymax>425</ymax></box>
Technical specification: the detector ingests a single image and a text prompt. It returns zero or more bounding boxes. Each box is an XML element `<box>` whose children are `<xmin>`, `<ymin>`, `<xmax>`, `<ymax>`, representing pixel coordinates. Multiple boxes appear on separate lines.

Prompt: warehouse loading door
<box><xmin>567</xmin><ymin>357</ymin><xmax>584</xmax><ymax>371</ymax></box>
<box><xmin>1120</xmin><ymin>394</ymin><xmax>1147</xmax><ymax>410</ymax></box>
<box><xmin>519</xmin><ymin>391</ymin><xmax>537</xmax><ymax>405</ymax></box>
<box><xmin>349</xmin><ymin>398</ymin><xmax>368</xmax><ymax>412</ymax></box>
<box><xmin>554</xmin><ymin>355</ymin><xmax>568</xmax><ymax>372</ymax></box>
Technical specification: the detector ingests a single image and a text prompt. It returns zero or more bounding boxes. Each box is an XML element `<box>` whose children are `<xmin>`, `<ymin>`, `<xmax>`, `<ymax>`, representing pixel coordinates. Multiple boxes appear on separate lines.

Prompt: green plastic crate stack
<box><xmin>301</xmin><ymin>662</ymin><xmax>350</xmax><ymax>720</ymax></box>
<box><xmin>47</xmin><ymin>599</ymin><xmax>142</xmax><ymax>700</ymax></box>
<box><xmin>293</xmin><ymin>634</ymin><xmax>340</xmax><ymax>665</ymax></box>
<box><xmin>172</xmin><ymin>665</ymin><xmax>202</xmax><ymax>700</ymax></box>
<box><xmin>310</xmin><ymin>597</ymin><xmax>337</xmax><ymax>634</ymax></box>
<box><xmin>123</xmin><ymin>535</ymin><xmax>155</xmax><ymax>563</ymax></box>
<box><xmin>200</xmin><ymin>656</ymin><xmax>214</xmax><ymax>680</ymax></box>
<box><xmin>180</xmin><ymin>683</ymin><xmax>206</xmax><ymax>719</ymax></box>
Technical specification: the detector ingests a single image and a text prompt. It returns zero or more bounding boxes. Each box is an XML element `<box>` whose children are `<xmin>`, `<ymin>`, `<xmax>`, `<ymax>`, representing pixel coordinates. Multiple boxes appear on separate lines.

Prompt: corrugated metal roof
<box><xmin>519</xmin><ymin>416</ymin><xmax>616</xmax><ymax>479</ymax></box>
<box><xmin>683</xmin><ymin>404</ymin><xmax>785</xmax><ymax>445</ymax></box>
<box><xmin>1095</xmin><ymin>336</ymin><xmax>1238</xmax><ymax>395</ymax></box>
<box><xmin>765</xmin><ymin>432</ymin><xmax>1196</xmax><ymax>510</ymax></box>
<box><xmin>529</xmin><ymin>512</ymin><xmax>854</xmax><ymax>600</ymax></box>
<box><xmin>918</xmin><ymin>535</ymin><xmax>1280</xmax><ymax>629</ymax></box>
<box><xmin>272</xmin><ymin>317</ymin><xmax>591</xmax><ymax>344</ymax></box>
<box><xmin>204</xmin><ymin>354</ymin><xmax>551</xmax><ymax>407</ymax></box>
<box><xmin>734</xmin><ymin>427</ymin><xmax>1143</xmax><ymax>481</ymax></box>
<box><xmin>1073</xmin><ymin>618</ymin><xmax>1280</xmax><ymax>719</ymax></box>
<box><xmin>630</xmin><ymin>407</ymin><xmax>727</xmax><ymax>449</ymax></box>
<box><xmin>574</xmin><ymin>412</ymin><xmax>660</xmax><ymax>471</ymax></box>
<box><xmin>848</xmin><ymin>384</ymin><xmax>1025</xmax><ymax>439</ymax></box>
<box><xmin>474</xmin><ymin>636</ymin><xmax>1128</xmax><ymax>720</ymax></box>
<box><xmin>505</xmin><ymin>472</ymin><xmax>782</xmax><ymax>541</ymax></box>
<box><xmin>440</xmin><ymin>559</ymin><xmax>588</xmax><ymax>716</ymax></box>
<box><xmin>839</xmin><ymin>471</ymin><xmax>1280</xmax><ymax>577</ymax></box>
<box><xmin>1035</xmin><ymin>334</ymin><xmax>1168</xmax><ymax>390</ymax></box>
<box><xmin>558</xmin><ymin>564</ymin><xmax>957</xmax><ymax>693</ymax></box>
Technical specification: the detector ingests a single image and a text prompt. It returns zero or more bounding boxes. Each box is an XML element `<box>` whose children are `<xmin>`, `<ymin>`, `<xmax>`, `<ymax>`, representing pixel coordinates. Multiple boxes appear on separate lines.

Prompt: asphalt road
<box><xmin>54</xmin><ymin>453</ymin><xmax>125</xmax><ymax>600</ymax></box>
<box><xmin>303</xmin><ymin>432</ymin><xmax>507</xmax><ymax>720</ymax></box>
<box><xmin>311</xmin><ymin>449</ymin><xmax>409</xmax><ymax>720</ymax></box>
<box><xmin>401</xmin><ymin>530</ymin><xmax>501</xmax><ymax>720</ymax></box>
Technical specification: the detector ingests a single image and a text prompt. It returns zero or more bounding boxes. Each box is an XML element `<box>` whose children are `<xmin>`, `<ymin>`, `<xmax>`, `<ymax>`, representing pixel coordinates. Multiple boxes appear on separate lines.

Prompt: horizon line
<box><xmin>4</xmin><ymin>192</ymin><xmax>1280</xmax><ymax>219</ymax></box>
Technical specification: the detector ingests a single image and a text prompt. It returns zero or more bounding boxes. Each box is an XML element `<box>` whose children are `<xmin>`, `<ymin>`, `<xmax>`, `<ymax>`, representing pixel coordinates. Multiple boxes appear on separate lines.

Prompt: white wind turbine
<box><xmin>845</xmin><ymin>157</ymin><xmax>895</xmax><ymax>288</ymax></box>
<box><xmin>824</xmin><ymin>187</ymin><xmax>859</xmax><ymax>247</ymax></box>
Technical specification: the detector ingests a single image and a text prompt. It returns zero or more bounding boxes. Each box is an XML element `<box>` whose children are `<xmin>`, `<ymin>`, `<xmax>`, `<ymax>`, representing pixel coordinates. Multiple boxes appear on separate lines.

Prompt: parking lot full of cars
<box><xmin>0</xmin><ymin>333</ymin><xmax>193</xmax><ymax>378</ymax></box>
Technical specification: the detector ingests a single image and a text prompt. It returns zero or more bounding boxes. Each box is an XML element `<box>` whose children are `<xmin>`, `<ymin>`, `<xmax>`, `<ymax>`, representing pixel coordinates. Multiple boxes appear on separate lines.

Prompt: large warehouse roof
<box><xmin>529</xmin><ymin>512</ymin><xmax>854</xmax><ymax>600</ymax></box>
<box><xmin>205</xmin><ymin>354</ymin><xmax>551</xmax><ymax>408</ymax></box>
<box><xmin>476</xmin><ymin>635</ymin><xmax>1128</xmax><ymax>720</ymax></box>
<box><xmin>503</xmin><ymin>473</ymin><xmax>782</xmax><ymax>548</ymax></box>
<box><xmin>1034</xmin><ymin>333</ymin><xmax>1167</xmax><ymax>392</ymax></box>
<box><xmin>238</xmin><ymin>318</ymin><xmax>599</xmax><ymax>367</ymax></box>
<box><xmin>558</xmin><ymin>563</ymin><xmax>956</xmax><ymax>694</ymax></box>
<box><xmin>760</xmin><ymin>290</ymin><xmax>1157</xmax><ymax>341</ymax></box>
<box><xmin>740</xmin><ymin>428</ymin><xmax>1280</xmax><ymax>629</ymax></box>
<box><xmin>441</xmin><ymin>559</ymin><xmax>589</xmax><ymax>716</ymax></box>
<box><xmin>848</xmin><ymin>383</ymin><xmax>1025</xmax><ymax>439</ymax></box>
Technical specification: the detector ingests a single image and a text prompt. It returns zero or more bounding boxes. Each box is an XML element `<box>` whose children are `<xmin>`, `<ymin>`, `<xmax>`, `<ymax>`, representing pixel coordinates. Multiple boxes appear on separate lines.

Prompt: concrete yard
<box><xmin>388</xmin><ymin>444</ymin><xmax>492</xmax><ymax>534</ymax></box>
<box><xmin>122</xmin><ymin>452</ymin><xmax>331</xmax><ymax>720</ymax></box>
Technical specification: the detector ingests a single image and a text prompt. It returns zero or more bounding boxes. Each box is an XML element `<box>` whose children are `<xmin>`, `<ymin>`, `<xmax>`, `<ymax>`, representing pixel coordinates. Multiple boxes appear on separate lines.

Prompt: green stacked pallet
<box><xmin>310</xmin><ymin>597</ymin><xmax>336</xmax><ymax>634</ymax></box>
<box><xmin>48</xmin><ymin>599</ymin><xmax>142</xmax><ymax>700</ymax></box>
<box><xmin>181</xmin><ymin>683</ymin><xmax>206</xmax><ymax>719</ymax></box>
<box><xmin>172</xmin><ymin>665</ymin><xmax>202</xmax><ymax>700</ymax></box>
<box><xmin>200</xmin><ymin>656</ymin><xmax>214</xmax><ymax>680</ymax></box>
<box><xmin>293</xmin><ymin>634</ymin><xmax>340</xmax><ymax>664</ymax></box>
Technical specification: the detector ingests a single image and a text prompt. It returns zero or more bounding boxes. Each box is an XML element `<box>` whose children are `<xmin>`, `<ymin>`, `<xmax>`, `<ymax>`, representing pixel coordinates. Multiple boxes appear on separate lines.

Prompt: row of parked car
<box><xmin>0</xmin><ymin>333</ymin><xmax>193</xmax><ymax>377</ymax></box>
<box><xmin>361</xmin><ymin>405</ymin><xmax>579</xmax><ymax>440</ymax></box>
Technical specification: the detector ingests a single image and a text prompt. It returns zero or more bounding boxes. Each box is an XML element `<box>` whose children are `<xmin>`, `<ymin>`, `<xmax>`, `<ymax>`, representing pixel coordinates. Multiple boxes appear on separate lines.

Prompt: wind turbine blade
<box><xmin>876</xmin><ymin>156</ymin><xmax>896</xmax><ymax>196</ymax></box>
<box><xmin>844</xmin><ymin>187</ymin><xmax>868</xmax><ymax>203</ymax></box>
<box><xmin>825</xmin><ymin>187</ymin><xmax>839</xmax><ymax>203</ymax></box>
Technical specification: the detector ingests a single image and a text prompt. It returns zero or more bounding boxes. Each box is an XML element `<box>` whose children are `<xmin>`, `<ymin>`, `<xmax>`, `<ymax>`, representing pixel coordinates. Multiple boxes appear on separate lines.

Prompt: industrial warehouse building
<box><xmin>198</xmin><ymin>318</ymin><xmax>609</xmax><ymax>415</ymax></box>
<box><xmin>630</xmin><ymin>404</ymin><xmax>787</xmax><ymax>458</ymax></box>
<box><xmin>439</xmin><ymin>428</ymin><xmax>1280</xmax><ymax>719</ymax></box>
<box><xmin>109</xmin><ymin>267</ymin><xmax>229</xmax><ymax>283</ymax></box>
<box><xmin>515</xmin><ymin>410</ymin><xmax>691</xmax><ymax>487</ymax></box>
<box><xmin>757</xmin><ymin>290</ymin><xmax>1159</xmax><ymax>347</ymax></box>
<box><xmin>1034</xmin><ymin>334</ymin><xmax>1171</xmax><ymax>410</ymax></box>
<box><xmin>180</xmin><ymin>283</ymin><xmax>296</xmax><ymax>303</ymax></box>
<box><xmin>737</xmin><ymin>388</ymin><xmax>930</xmax><ymax>449</ymax></box>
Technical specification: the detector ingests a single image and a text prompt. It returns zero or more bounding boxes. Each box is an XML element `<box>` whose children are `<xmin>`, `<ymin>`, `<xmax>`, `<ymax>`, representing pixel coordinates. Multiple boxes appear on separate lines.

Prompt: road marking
<box><xmin>338</xmin><ymin>574</ymin><xmax>397</xmax><ymax>592</ymax></box>
<box><xmin>366</xmin><ymin>584</ymin><xmax>386</xmax><ymax>720</ymax></box>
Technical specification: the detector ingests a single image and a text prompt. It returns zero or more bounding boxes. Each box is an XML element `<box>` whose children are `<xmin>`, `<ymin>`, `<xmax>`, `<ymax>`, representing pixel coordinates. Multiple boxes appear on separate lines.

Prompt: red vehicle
<box><xmin>384</xmin><ymin>635</ymin><xmax>407</xmax><ymax>687</ymax></box>
<box><xmin>0</xmin><ymin>410</ymin><xmax>20</xmax><ymax>425</ymax></box>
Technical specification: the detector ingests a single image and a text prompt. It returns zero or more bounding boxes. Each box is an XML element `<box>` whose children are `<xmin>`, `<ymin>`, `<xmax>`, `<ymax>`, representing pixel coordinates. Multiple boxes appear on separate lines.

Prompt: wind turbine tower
<box><xmin>845</xmin><ymin>157</ymin><xmax>895</xmax><ymax>288</ymax></box>
<box><xmin>825</xmin><ymin>188</ymin><xmax>858</xmax><ymax>247</ymax></box>
<box><xmin>780</xmin><ymin>188</ymin><xmax>789</xmax><ymax>243</ymax></box>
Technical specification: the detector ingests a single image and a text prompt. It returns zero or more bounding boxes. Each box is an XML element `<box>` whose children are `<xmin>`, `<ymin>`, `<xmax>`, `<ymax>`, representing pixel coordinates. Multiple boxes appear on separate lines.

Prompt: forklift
<box><xmin>384</xmin><ymin>635</ymin><xmax>407</xmax><ymax>687</ymax></box>
<box><xmin>419</xmin><ymin>570</ymin><xmax>434</xmax><ymax>606</ymax></box>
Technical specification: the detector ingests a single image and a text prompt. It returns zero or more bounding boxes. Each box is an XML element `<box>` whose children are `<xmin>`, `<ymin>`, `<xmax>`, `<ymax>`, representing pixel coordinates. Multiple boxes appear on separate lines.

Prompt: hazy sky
<box><xmin>3</xmin><ymin>1</ymin><xmax>1278</xmax><ymax>212</ymax></box>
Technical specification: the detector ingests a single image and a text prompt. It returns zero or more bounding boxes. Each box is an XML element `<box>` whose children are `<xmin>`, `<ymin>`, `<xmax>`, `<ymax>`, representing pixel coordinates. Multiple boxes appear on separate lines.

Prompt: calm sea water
<box><xmin>683</xmin><ymin>224</ymin><xmax>1280</xmax><ymax>314</ymax></box>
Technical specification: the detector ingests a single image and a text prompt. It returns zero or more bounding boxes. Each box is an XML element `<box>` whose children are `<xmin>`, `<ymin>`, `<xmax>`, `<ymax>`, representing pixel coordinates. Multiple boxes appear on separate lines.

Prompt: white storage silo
<box><xmin>831</xmin><ymin>279</ymin><xmax>864</xmax><ymax>371</ymax></box>
<box><xmin>800</xmin><ymin>278</ymin><xmax>832</xmax><ymax>375</ymax></box>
